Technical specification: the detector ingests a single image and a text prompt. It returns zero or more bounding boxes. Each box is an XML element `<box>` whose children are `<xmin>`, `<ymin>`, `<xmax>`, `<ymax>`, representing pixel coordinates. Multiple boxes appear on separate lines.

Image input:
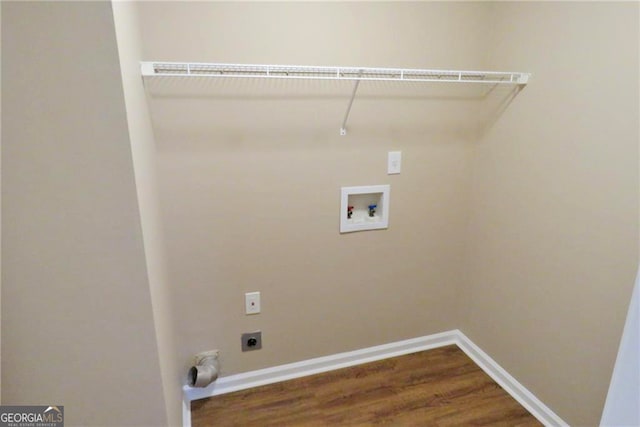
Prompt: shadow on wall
<box><xmin>144</xmin><ymin>76</ymin><xmax>525</xmax><ymax>142</ymax></box>
<box><xmin>479</xmin><ymin>85</ymin><xmax>523</xmax><ymax>137</ymax></box>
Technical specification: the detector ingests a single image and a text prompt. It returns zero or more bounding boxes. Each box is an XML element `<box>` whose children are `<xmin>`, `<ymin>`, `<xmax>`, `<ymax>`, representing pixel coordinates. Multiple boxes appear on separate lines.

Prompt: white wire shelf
<box><xmin>141</xmin><ymin>62</ymin><xmax>530</xmax><ymax>85</ymax></box>
<box><xmin>140</xmin><ymin>62</ymin><xmax>530</xmax><ymax>135</ymax></box>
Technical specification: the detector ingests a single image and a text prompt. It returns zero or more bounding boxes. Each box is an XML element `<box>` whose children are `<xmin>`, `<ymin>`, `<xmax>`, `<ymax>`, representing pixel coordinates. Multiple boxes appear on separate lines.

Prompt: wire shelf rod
<box><xmin>340</xmin><ymin>71</ymin><xmax>363</xmax><ymax>136</ymax></box>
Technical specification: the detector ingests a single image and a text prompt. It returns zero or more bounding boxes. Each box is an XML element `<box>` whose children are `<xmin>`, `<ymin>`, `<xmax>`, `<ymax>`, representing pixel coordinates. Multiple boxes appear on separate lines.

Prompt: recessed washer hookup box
<box><xmin>340</xmin><ymin>185</ymin><xmax>390</xmax><ymax>233</ymax></box>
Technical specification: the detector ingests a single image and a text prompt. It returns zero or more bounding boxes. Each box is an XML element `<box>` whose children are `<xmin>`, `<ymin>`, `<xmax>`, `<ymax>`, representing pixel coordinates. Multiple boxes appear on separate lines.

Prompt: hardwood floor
<box><xmin>191</xmin><ymin>345</ymin><xmax>542</xmax><ymax>426</ymax></box>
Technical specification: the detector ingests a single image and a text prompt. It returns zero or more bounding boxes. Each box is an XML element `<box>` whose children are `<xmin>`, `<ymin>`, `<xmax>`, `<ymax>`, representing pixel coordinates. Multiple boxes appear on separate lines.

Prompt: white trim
<box><xmin>182</xmin><ymin>395</ymin><xmax>191</xmax><ymax>427</ymax></box>
<box><xmin>454</xmin><ymin>331</ymin><xmax>569</xmax><ymax>427</ymax></box>
<box><xmin>182</xmin><ymin>330</ymin><xmax>567</xmax><ymax>427</ymax></box>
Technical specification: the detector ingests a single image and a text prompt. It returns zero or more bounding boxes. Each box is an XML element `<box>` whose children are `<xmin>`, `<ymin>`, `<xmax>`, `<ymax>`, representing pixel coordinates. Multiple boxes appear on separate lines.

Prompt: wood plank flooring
<box><xmin>191</xmin><ymin>345</ymin><xmax>542</xmax><ymax>426</ymax></box>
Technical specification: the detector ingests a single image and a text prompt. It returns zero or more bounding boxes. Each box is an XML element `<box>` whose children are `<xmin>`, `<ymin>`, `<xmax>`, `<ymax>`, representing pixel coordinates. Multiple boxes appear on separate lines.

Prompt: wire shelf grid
<box><xmin>142</xmin><ymin>62</ymin><xmax>529</xmax><ymax>85</ymax></box>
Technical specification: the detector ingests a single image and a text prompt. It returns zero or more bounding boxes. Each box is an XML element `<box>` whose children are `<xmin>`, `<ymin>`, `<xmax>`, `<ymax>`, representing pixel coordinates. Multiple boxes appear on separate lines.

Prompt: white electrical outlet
<box><xmin>388</xmin><ymin>151</ymin><xmax>401</xmax><ymax>174</ymax></box>
<box><xmin>245</xmin><ymin>292</ymin><xmax>261</xmax><ymax>315</ymax></box>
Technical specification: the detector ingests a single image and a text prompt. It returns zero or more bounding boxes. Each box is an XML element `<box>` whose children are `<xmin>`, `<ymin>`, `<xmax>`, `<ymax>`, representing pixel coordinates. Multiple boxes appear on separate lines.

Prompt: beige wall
<box><xmin>1</xmin><ymin>2</ymin><xmax>166</xmax><ymax>425</ymax></box>
<box><xmin>1</xmin><ymin>2</ymin><xmax>637</xmax><ymax>426</ymax></box>
<box><xmin>137</xmin><ymin>1</ymin><xmax>485</xmax><ymax>376</ymax></box>
<box><xmin>111</xmin><ymin>2</ymin><xmax>181</xmax><ymax>425</ymax></box>
<box><xmin>138</xmin><ymin>2</ymin><xmax>639</xmax><ymax>424</ymax></box>
<box><xmin>463</xmin><ymin>2</ymin><xmax>639</xmax><ymax>426</ymax></box>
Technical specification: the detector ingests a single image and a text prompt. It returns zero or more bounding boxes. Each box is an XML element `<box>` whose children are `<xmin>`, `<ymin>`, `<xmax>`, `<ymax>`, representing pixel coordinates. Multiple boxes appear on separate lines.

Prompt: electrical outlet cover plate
<box><xmin>388</xmin><ymin>151</ymin><xmax>401</xmax><ymax>174</ymax></box>
<box><xmin>241</xmin><ymin>331</ymin><xmax>262</xmax><ymax>352</ymax></box>
<box><xmin>245</xmin><ymin>291</ymin><xmax>261</xmax><ymax>315</ymax></box>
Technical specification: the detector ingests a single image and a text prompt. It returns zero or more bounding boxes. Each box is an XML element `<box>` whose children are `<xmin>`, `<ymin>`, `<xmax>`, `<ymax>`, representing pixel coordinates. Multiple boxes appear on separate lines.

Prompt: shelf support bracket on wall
<box><xmin>340</xmin><ymin>71</ymin><xmax>362</xmax><ymax>136</ymax></box>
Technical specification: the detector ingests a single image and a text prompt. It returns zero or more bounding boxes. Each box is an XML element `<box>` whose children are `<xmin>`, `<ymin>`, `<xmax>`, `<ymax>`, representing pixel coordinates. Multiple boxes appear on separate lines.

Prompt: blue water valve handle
<box><xmin>368</xmin><ymin>204</ymin><xmax>377</xmax><ymax>217</ymax></box>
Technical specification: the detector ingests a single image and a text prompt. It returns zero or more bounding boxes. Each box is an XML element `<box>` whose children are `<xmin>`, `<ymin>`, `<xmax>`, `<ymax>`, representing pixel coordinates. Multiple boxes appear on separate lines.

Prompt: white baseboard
<box><xmin>454</xmin><ymin>331</ymin><xmax>569</xmax><ymax>427</ymax></box>
<box><xmin>182</xmin><ymin>329</ymin><xmax>567</xmax><ymax>427</ymax></box>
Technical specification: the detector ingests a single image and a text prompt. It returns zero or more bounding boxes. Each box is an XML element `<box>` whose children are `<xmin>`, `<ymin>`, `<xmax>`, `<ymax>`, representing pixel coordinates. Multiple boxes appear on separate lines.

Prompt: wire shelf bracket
<box><xmin>141</xmin><ymin>62</ymin><xmax>531</xmax><ymax>135</ymax></box>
